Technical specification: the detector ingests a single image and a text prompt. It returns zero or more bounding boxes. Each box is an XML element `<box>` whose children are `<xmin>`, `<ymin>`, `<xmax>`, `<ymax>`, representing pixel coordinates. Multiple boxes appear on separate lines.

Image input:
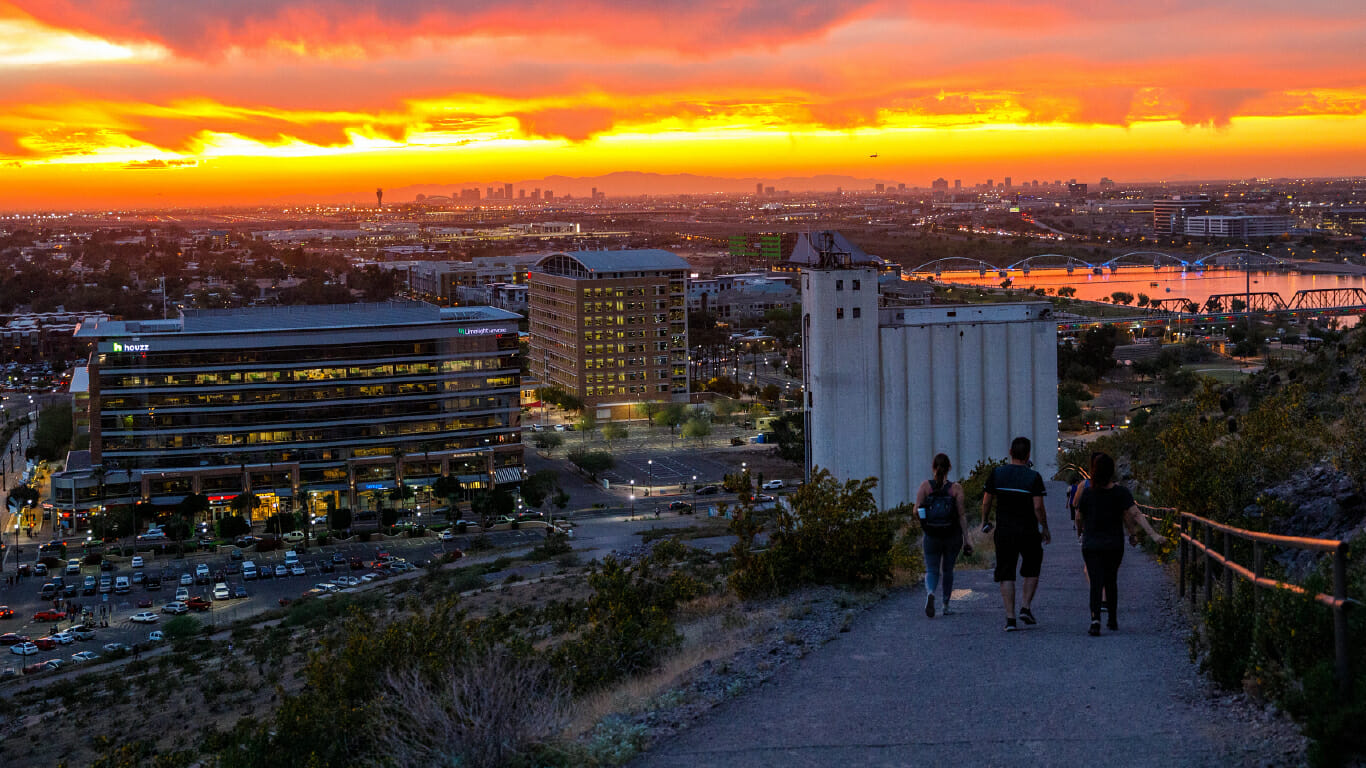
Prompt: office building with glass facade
<box><xmin>51</xmin><ymin>300</ymin><xmax>523</xmax><ymax>526</ymax></box>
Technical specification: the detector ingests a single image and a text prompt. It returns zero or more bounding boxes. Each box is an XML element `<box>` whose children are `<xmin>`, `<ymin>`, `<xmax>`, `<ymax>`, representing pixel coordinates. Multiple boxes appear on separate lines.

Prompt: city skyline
<box><xmin>1</xmin><ymin>1</ymin><xmax>1364</xmax><ymax>209</ymax></box>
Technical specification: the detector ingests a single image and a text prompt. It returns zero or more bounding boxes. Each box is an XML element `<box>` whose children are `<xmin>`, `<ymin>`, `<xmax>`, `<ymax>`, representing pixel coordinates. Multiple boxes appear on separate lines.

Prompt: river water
<box><xmin>932</xmin><ymin>266</ymin><xmax>1366</xmax><ymax>309</ymax></box>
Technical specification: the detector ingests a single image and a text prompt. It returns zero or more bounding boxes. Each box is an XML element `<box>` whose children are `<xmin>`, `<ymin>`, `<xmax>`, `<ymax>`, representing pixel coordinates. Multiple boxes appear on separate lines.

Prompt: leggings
<box><xmin>923</xmin><ymin>531</ymin><xmax>963</xmax><ymax>601</ymax></box>
<box><xmin>1083</xmin><ymin>548</ymin><xmax>1124</xmax><ymax>621</ymax></box>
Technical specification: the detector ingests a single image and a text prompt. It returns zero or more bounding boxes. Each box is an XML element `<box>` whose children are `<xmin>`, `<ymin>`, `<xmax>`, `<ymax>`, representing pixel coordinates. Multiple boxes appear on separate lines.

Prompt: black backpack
<box><xmin>923</xmin><ymin>479</ymin><xmax>957</xmax><ymax>534</ymax></box>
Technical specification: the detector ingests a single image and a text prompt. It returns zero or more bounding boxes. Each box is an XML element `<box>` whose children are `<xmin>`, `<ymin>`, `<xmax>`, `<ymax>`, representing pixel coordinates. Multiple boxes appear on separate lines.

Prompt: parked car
<box><xmin>145</xmin><ymin>574</ymin><xmax>162</xmax><ymax>591</ymax></box>
<box><xmin>229</xmin><ymin>548</ymin><xmax>244</xmax><ymax>561</ymax></box>
<box><xmin>114</xmin><ymin>576</ymin><xmax>131</xmax><ymax>594</ymax></box>
<box><xmin>63</xmin><ymin>583</ymin><xmax>79</xmax><ymax>597</ymax></box>
<box><xmin>319</xmin><ymin>560</ymin><xmax>335</xmax><ymax>573</ymax></box>
<box><xmin>235</xmin><ymin>535</ymin><xmax>258</xmax><ymax>548</ymax></box>
<box><xmin>10</xmin><ymin>643</ymin><xmax>38</xmax><ymax>658</ymax></box>
<box><xmin>696</xmin><ymin>485</ymin><xmax>721</xmax><ymax>495</ymax></box>
<box><xmin>212</xmin><ymin>583</ymin><xmax>230</xmax><ymax>601</ymax></box>
<box><xmin>136</xmin><ymin>597</ymin><xmax>153</xmax><ymax>608</ymax></box>
<box><xmin>65</xmin><ymin>558</ymin><xmax>81</xmax><ymax>575</ymax></box>
<box><xmin>33</xmin><ymin>609</ymin><xmax>66</xmax><ymax>622</ymax></box>
<box><xmin>275</xmin><ymin>564</ymin><xmax>288</xmax><ymax>578</ymax></box>
<box><xmin>70</xmin><ymin>625</ymin><xmax>96</xmax><ymax>641</ymax></box>
<box><xmin>131</xmin><ymin>556</ymin><xmax>144</xmax><ymax>568</ymax></box>
<box><xmin>82</xmin><ymin>576</ymin><xmax>96</xmax><ymax>595</ymax></box>
<box><xmin>148</xmin><ymin>630</ymin><xmax>164</xmax><ymax>643</ymax></box>
<box><xmin>668</xmin><ymin>501</ymin><xmax>693</xmax><ymax>513</ymax></box>
<box><xmin>101</xmin><ymin>642</ymin><xmax>131</xmax><ymax>654</ymax></box>
<box><xmin>179</xmin><ymin>573</ymin><xmax>193</xmax><ymax>587</ymax></box>
<box><xmin>42</xmin><ymin>658</ymin><xmax>65</xmax><ymax>671</ymax></box>
<box><xmin>194</xmin><ymin>564</ymin><xmax>210</xmax><ymax>583</ymax></box>
<box><xmin>129</xmin><ymin>612</ymin><xmax>159</xmax><ymax>624</ymax></box>
<box><xmin>186</xmin><ymin>597</ymin><xmax>211</xmax><ymax>612</ymax></box>
<box><xmin>71</xmin><ymin>651</ymin><xmax>99</xmax><ymax>663</ymax></box>
<box><xmin>131</xmin><ymin>571</ymin><xmax>145</xmax><ymax>585</ymax></box>
<box><xmin>99</xmin><ymin>560</ymin><xmax>113</xmax><ymax>572</ymax></box>
<box><xmin>289</xmin><ymin>564</ymin><xmax>306</xmax><ymax>577</ymax></box>
<box><xmin>232</xmin><ymin>584</ymin><xmax>248</xmax><ymax>599</ymax></box>
<box><xmin>761</xmin><ymin>479</ymin><xmax>785</xmax><ymax>490</ymax></box>
<box><xmin>175</xmin><ymin>586</ymin><xmax>190</xmax><ymax>602</ymax></box>
<box><xmin>281</xmin><ymin>531</ymin><xmax>305</xmax><ymax>545</ymax></box>
<box><xmin>51</xmin><ymin>631</ymin><xmax>74</xmax><ymax>645</ymax></box>
<box><xmin>0</xmin><ymin>633</ymin><xmax>30</xmax><ymax>646</ymax></box>
<box><xmin>33</xmin><ymin>563</ymin><xmax>48</xmax><ymax>576</ymax></box>
<box><xmin>162</xmin><ymin>602</ymin><xmax>188</xmax><ymax>615</ymax></box>
<box><xmin>98</xmin><ymin>576</ymin><xmax>112</xmax><ymax>594</ymax></box>
<box><xmin>0</xmin><ymin>606</ymin><xmax>13</xmax><ymax>620</ymax></box>
<box><xmin>34</xmin><ymin>636</ymin><xmax>57</xmax><ymax>650</ymax></box>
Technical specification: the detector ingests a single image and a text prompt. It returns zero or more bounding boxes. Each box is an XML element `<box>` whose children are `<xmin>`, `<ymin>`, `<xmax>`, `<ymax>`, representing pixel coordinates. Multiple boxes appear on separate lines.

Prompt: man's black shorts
<box><xmin>994</xmin><ymin>534</ymin><xmax>1043</xmax><ymax>582</ymax></box>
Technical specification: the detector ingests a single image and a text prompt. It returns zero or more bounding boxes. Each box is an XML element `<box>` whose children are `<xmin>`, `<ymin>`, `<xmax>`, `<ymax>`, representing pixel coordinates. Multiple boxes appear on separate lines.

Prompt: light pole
<box><xmin>691</xmin><ymin>474</ymin><xmax>697</xmax><ymax>513</ymax></box>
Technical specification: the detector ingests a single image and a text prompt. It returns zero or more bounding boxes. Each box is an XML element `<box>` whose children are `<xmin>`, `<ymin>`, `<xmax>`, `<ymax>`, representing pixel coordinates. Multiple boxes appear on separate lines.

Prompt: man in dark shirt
<box><xmin>981</xmin><ymin>436</ymin><xmax>1049</xmax><ymax>631</ymax></box>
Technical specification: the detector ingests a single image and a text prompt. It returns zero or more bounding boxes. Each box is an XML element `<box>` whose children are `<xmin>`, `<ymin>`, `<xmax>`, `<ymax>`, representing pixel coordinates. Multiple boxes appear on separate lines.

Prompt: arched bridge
<box><xmin>910</xmin><ymin>248</ymin><xmax>1294</xmax><ymax>275</ymax></box>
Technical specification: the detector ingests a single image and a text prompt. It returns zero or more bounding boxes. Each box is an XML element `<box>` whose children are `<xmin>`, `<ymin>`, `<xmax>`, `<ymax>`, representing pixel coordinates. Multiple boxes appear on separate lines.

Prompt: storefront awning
<box><xmin>493</xmin><ymin>467</ymin><xmax>524</xmax><ymax>485</ymax></box>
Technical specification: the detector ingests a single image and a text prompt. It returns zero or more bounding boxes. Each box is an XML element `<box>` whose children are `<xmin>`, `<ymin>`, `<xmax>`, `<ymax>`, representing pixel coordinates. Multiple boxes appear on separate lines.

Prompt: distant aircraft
<box><xmin>869</xmin><ymin>153</ymin><xmax>879</xmax><ymax>158</ymax></box>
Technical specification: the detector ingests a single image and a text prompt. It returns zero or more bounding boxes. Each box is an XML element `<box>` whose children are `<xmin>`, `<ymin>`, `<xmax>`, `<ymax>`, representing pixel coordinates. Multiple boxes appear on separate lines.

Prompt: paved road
<box><xmin>635</xmin><ymin>481</ymin><xmax>1279</xmax><ymax>768</ymax></box>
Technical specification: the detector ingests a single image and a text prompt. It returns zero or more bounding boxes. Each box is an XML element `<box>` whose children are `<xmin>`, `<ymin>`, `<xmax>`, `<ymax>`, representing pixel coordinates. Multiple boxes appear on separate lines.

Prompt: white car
<box><xmin>71</xmin><ymin>651</ymin><xmax>99</xmax><ymax>663</ymax></box>
<box><xmin>101</xmin><ymin>642</ymin><xmax>131</xmax><ymax>654</ymax></box>
<box><xmin>10</xmin><ymin>642</ymin><xmax>38</xmax><ymax>655</ymax></box>
<box><xmin>282</xmin><ymin>531</ymin><xmax>305</xmax><ymax>544</ymax></box>
<box><xmin>761</xmin><ymin>479</ymin><xmax>784</xmax><ymax>490</ymax></box>
<box><xmin>212</xmin><ymin>583</ymin><xmax>230</xmax><ymax>601</ymax></box>
<box><xmin>275</xmin><ymin>564</ymin><xmax>288</xmax><ymax>578</ymax></box>
<box><xmin>65</xmin><ymin>559</ymin><xmax>82</xmax><ymax>575</ymax></box>
<box><xmin>440</xmin><ymin>529</ymin><xmax>456</xmax><ymax>541</ymax></box>
<box><xmin>175</xmin><ymin>586</ymin><xmax>190</xmax><ymax>602</ymax></box>
<box><xmin>334</xmin><ymin>576</ymin><xmax>360</xmax><ymax>587</ymax></box>
<box><xmin>148</xmin><ymin>631</ymin><xmax>164</xmax><ymax>643</ymax></box>
<box><xmin>290</xmin><ymin>564</ymin><xmax>306</xmax><ymax>577</ymax></box>
<box><xmin>162</xmin><ymin>602</ymin><xmax>188</xmax><ymax>615</ymax></box>
<box><xmin>314</xmin><ymin>583</ymin><xmax>339</xmax><ymax>593</ymax></box>
<box><xmin>131</xmin><ymin>556</ymin><xmax>144</xmax><ymax>568</ymax></box>
<box><xmin>50</xmin><ymin>631</ymin><xmax>74</xmax><ymax>645</ymax></box>
<box><xmin>195</xmin><ymin>563</ymin><xmax>210</xmax><ymax>581</ymax></box>
<box><xmin>130</xmin><ymin>612</ymin><xmax>159</xmax><ymax>624</ymax></box>
<box><xmin>179</xmin><ymin>573</ymin><xmax>193</xmax><ymax>587</ymax></box>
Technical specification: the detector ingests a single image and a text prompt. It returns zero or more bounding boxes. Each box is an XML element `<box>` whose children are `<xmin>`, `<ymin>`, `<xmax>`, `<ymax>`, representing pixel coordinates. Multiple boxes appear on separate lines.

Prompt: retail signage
<box><xmin>457</xmin><ymin>327</ymin><xmax>513</xmax><ymax>336</ymax></box>
<box><xmin>112</xmin><ymin>342</ymin><xmax>150</xmax><ymax>352</ymax></box>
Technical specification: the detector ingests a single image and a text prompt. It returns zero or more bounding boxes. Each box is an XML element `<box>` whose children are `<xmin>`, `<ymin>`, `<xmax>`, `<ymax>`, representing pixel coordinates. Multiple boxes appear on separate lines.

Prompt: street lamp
<box><xmin>691</xmin><ymin>474</ymin><xmax>697</xmax><ymax>512</ymax></box>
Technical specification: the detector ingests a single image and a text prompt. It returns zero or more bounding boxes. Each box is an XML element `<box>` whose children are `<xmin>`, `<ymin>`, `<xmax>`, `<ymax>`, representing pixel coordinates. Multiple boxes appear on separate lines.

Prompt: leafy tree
<box><xmin>574</xmin><ymin>411</ymin><xmax>598</xmax><ymax>441</ymax></box>
<box><xmin>163</xmin><ymin>615</ymin><xmax>202</xmax><ymax>640</ymax></box>
<box><xmin>1057</xmin><ymin>286</ymin><xmax>1077</xmax><ymax>298</ymax></box>
<box><xmin>652</xmin><ymin>402</ymin><xmax>688</xmax><ymax>434</ymax></box>
<box><xmin>530</xmin><ymin>432</ymin><xmax>563</xmax><ymax>455</ymax></box>
<box><xmin>432</xmin><ymin>475</ymin><xmax>462</xmax><ymax>503</ymax></box>
<box><xmin>567</xmin><ymin>449</ymin><xmax>614</xmax><ymax>480</ymax></box>
<box><xmin>331</xmin><ymin>507</ymin><xmax>353</xmax><ymax>531</ymax></box>
<box><xmin>759</xmin><ymin>384</ymin><xmax>781</xmax><ymax>403</ymax></box>
<box><xmin>265</xmin><ymin>512</ymin><xmax>297</xmax><ymax>536</ymax></box>
<box><xmin>31</xmin><ymin>401</ymin><xmax>73</xmax><ymax>461</ymax></box>
<box><xmin>470</xmin><ymin>489</ymin><xmax>515</xmax><ymax>526</ymax></box>
<box><xmin>520</xmin><ymin>470</ymin><xmax>561</xmax><ymax>508</ymax></box>
<box><xmin>389</xmin><ymin>482</ymin><xmax>415</xmax><ymax>514</ymax></box>
<box><xmin>770</xmin><ymin>412</ymin><xmax>805</xmax><ymax>463</ymax></box>
<box><xmin>601</xmin><ymin>422</ymin><xmax>629</xmax><ymax>451</ymax></box>
<box><xmin>177</xmin><ymin>492</ymin><xmax>210</xmax><ymax>521</ymax></box>
<box><xmin>380</xmin><ymin>506</ymin><xmax>400</xmax><ymax>528</ymax></box>
<box><xmin>216</xmin><ymin>515</ymin><xmax>250</xmax><ymax>539</ymax></box>
<box><xmin>230</xmin><ymin>492</ymin><xmax>259</xmax><ymax>518</ymax></box>
<box><xmin>1110</xmin><ymin>291</ymin><xmax>1135</xmax><ymax>305</ymax></box>
<box><xmin>682</xmin><ymin>416</ymin><xmax>712</xmax><ymax>445</ymax></box>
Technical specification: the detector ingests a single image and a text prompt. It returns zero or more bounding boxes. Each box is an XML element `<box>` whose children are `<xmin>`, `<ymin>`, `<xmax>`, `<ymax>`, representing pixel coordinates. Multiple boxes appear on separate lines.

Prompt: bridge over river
<box><xmin>635</xmin><ymin>483</ymin><xmax>1309</xmax><ymax>767</ymax></box>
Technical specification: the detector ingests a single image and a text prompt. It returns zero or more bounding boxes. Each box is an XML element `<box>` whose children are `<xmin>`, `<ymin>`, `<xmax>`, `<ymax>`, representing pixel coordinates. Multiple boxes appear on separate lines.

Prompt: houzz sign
<box><xmin>112</xmin><ymin>342</ymin><xmax>150</xmax><ymax>352</ymax></box>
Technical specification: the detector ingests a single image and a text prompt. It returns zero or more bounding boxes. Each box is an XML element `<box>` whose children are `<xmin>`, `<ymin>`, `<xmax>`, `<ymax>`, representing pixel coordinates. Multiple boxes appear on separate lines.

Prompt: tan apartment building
<box><xmin>528</xmin><ymin>250</ymin><xmax>689</xmax><ymax>419</ymax></box>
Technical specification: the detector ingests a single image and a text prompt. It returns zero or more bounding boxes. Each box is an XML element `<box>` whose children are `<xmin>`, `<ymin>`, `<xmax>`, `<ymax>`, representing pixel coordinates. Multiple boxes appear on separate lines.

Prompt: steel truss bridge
<box><xmin>910</xmin><ymin>249</ymin><xmax>1291</xmax><ymax>276</ymax></box>
<box><xmin>1056</xmin><ymin>288</ymin><xmax>1366</xmax><ymax>334</ymax></box>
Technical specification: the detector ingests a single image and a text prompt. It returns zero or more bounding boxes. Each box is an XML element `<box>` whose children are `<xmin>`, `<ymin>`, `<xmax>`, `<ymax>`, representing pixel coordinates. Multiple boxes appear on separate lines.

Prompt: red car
<box><xmin>0</xmin><ymin>633</ymin><xmax>29</xmax><ymax>646</ymax></box>
<box><xmin>33</xmin><ymin>610</ymin><xmax>66</xmax><ymax>622</ymax></box>
<box><xmin>186</xmin><ymin>597</ymin><xmax>211</xmax><ymax>612</ymax></box>
<box><xmin>34</xmin><ymin>636</ymin><xmax>57</xmax><ymax>651</ymax></box>
<box><xmin>0</xmin><ymin>606</ymin><xmax>14</xmax><ymax>619</ymax></box>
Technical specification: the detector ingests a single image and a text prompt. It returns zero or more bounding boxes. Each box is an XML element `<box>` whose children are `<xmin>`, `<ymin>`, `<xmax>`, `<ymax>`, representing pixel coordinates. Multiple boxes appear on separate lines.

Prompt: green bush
<box><xmin>728</xmin><ymin>468</ymin><xmax>899</xmax><ymax>598</ymax></box>
<box><xmin>163</xmin><ymin>615</ymin><xmax>203</xmax><ymax>641</ymax></box>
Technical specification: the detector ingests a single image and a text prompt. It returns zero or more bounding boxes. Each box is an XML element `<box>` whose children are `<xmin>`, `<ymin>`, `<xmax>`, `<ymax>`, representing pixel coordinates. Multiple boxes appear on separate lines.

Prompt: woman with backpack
<box><xmin>1074</xmin><ymin>452</ymin><xmax>1166</xmax><ymax>636</ymax></box>
<box><xmin>916</xmin><ymin>453</ymin><xmax>971</xmax><ymax>618</ymax></box>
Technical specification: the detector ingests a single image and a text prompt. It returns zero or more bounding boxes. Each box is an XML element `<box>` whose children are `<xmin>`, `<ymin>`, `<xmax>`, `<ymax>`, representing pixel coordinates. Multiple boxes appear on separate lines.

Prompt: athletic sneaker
<box><xmin>925</xmin><ymin>593</ymin><xmax>935</xmax><ymax>618</ymax></box>
<box><xmin>1107</xmin><ymin>620</ymin><xmax>1118</xmax><ymax>632</ymax></box>
<box><xmin>1004</xmin><ymin>618</ymin><xmax>1018</xmax><ymax>632</ymax></box>
<box><xmin>1088</xmin><ymin>620</ymin><xmax>1101</xmax><ymax>637</ymax></box>
<box><xmin>941</xmin><ymin>602</ymin><xmax>953</xmax><ymax>616</ymax></box>
<box><xmin>1019</xmin><ymin>607</ymin><xmax>1037</xmax><ymax>625</ymax></box>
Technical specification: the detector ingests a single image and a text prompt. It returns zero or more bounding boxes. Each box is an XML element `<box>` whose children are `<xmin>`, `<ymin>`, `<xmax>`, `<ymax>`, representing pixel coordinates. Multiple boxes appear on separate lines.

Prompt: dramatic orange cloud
<box><xmin>0</xmin><ymin>0</ymin><xmax>1363</xmax><ymax>208</ymax></box>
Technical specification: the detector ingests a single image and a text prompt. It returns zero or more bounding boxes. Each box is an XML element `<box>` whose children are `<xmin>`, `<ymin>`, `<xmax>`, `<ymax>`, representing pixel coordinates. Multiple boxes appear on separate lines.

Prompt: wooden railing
<box><xmin>1141</xmin><ymin>505</ymin><xmax>1353</xmax><ymax>691</ymax></box>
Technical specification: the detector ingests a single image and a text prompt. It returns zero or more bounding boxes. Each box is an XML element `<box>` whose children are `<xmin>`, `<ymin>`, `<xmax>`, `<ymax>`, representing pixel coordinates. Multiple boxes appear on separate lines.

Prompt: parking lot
<box><xmin>0</xmin><ymin>528</ymin><xmax>543</xmax><ymax>676</ymax></box>
<box><xmin>600</xmin><ymin>450</ymin><xmax>735</xmax><ymax>491</ymax></box>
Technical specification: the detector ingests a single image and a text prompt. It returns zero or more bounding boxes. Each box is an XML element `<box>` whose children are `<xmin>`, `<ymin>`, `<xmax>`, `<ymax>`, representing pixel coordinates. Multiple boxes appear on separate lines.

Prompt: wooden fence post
<box><xmin>1202</xmin><ymin>522</ymin><xmax>1213</xmax><ymax>607</ymax></box>
<box><xmin>1334</xmin><ymin>543</ymin><xmax>1350</xmax><ymax>694</ymax></box>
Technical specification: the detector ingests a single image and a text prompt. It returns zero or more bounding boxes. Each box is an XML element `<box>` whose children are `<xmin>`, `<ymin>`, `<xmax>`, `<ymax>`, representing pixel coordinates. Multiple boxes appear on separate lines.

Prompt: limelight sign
<box><xmin>457</xmin><ymin>327</ymin><xmax>513</xmax><ymax>336</ymax></box>
<box><xmin>112</xmin><ymin>342</ymin><xmax>150</xmax><ymax>352</ymax></box>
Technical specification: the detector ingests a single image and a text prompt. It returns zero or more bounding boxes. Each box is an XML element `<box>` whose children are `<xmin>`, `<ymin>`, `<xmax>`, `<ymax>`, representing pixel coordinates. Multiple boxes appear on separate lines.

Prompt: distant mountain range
<box><xmin>290</xmin><ymin>172</ymin><xmax>901</xmax><ymax>205</ymax></box>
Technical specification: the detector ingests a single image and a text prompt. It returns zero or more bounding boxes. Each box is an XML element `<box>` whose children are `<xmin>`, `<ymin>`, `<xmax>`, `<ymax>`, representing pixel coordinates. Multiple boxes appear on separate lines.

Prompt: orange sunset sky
<box><xmin>1</xmin><ymin>0</ymin><xmax>1364</xmax><ymax>210</ymax></box>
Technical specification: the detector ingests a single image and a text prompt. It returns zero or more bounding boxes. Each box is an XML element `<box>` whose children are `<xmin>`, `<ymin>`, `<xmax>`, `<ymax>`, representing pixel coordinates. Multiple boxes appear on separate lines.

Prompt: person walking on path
<box><xmin>915</xmin><ymin>453</ymin><xmax>972</xmax><ymax>618</ymax></box>
<box><xmin>1075</xmin><ymin>452</ymin><xmax>1166</xmax><ymax>636</ymax></box>
<box><xmin>981</xmin><ymin>436</ymin><xmax>1049</xmax><ymax>631</ymax></box>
